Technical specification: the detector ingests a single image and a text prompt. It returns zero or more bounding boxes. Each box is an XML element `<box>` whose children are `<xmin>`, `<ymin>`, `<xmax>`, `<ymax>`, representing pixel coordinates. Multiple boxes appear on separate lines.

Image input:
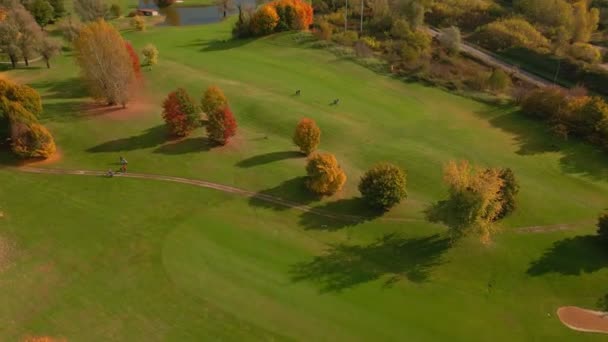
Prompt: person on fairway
<box><xmin>119</xmin><ymin>156</ymin><xmax>128</xmax><ymax>173</ymax></box>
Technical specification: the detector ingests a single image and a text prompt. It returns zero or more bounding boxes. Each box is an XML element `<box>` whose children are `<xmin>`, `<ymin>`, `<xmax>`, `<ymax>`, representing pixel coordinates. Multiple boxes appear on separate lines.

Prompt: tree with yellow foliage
<box><xmin>427</xmin><ymin>160</ymin><xmax>518</xmax><ymax>243</ymax></box>
<box><xmin>74</xmin><ymin>20</ymin><xmax>135</xmax><ymax>107</ymax></box>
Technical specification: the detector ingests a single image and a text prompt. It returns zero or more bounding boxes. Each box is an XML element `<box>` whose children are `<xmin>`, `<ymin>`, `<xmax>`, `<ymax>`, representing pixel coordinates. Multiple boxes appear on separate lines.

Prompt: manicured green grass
<box><xmin>1</xmin><ymin>19</ymin><xmax>608</xmax><ymax>340</ymax></box>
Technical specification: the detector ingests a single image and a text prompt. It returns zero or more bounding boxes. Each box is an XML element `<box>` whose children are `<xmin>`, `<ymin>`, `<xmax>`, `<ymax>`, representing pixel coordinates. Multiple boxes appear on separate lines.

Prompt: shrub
<box><xmin>486</xmin><ymin>69</ymin><xmax>512</xmax><ymax>93</ymax></box>
<box><xmin>0</xmin><ymin>79</ymin><xmax>43</xmax><ymax>117</ymax></box>
<box><xmin>10</xmin><ymin>121</ymin><xmax>56</xmax><ymax>159</ymax></box>
<box><xmin>293</xmin><ymin>118</ymin><xmax>321</xmax><ymax>155</ymax></box>
<box><xmin>131</xmin><ymin>15</ymin><xmax>146</xmax><ymax>31</ymax></box>
<box><xmin>316</xmin><ymin>20</ymin><xmax>332</xmax><ymax>40</ymax></box>
<box><xmin>201</xmin><ymin>86</ymin><xmax>228</xmax><ymax>115</ymax></box>
<box><xmin>207</xmin><ymin>105</ymin><xmax>237</xmax><ymax>145</ymax></box>
<box><xmin>391</xmin><ymin>29</ymin><xmax>431</xmax><ymax>63</ymax></box>
<box><xmin>520</xmin><ymin>87</ymin><xmax>567</xmax><ymax>119</ymax></box>
<box><xmin>390</xmin><ymin>18</ymin><xmax>410</xmax><ymax>39</ymax></box>
<box><xmin>568</xmin><ymin>43</ymin><xmax>601</xmax><ymax>64</ymax></box>
<box><xmin>305</xmin><ymin>152</ymin><xmax>347</xmax><ymax>195</ymax></box>
<box><xmin>597</xmin><ymin>211</ymin><xmax>608</xmax><ymax>241</ymax></box>
<box><xmin>358</xmin><ymin>163</ymin><xmax>407</xmax><ymax>210</ymax></box>
<box><xmin>110</xmin><ymin>3</ymin><xmax>121</xmax><ymax>18</ymax></box>
<box><xmin>325</xmin><ymin>9</ymin><xmax>345</xmax><ymax>26</ymax></box>
<box><xmin>162</xmin><ymin>88</ymin><xmax>199</xmax><ymax>137</ymax></box>
<box><xmin>474</xmin><ymin>17</ymin><xmax>549</xmax><ymax>52</ymax></box>
<box><xmin>563</xmin><ymin>96</ymin><xmax>604</xmax><ymax>137</ymax></box>
<box><xmin>142</xmin><ymin>44</ymin><xmax>159</xmax><ymax>67</ymax></box>
<box><xmin>360</xmin><ymin>36</ymin><xmax>380</xmax><ymax>50</ymax></box>
<box><xmin>251</xmin><ymin>5</ymin><xmax>279</xmax><ymax>36</ymax></box>
<box><xmin>332</xmin><ymin>31</ymin><xmax>359</xmax><ymax>46</ymax></box>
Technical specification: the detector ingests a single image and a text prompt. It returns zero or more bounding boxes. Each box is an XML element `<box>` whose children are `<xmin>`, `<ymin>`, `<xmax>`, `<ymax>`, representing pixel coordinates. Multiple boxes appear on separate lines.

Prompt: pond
<box><xmin>138</xmin><ymin>0</ymin><xmax>258</xmax><ymax>26</ymax></box>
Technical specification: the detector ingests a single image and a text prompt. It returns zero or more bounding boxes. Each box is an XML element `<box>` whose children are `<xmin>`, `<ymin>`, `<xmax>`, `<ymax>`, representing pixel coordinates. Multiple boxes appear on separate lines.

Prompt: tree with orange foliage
<box><xmin>269</xmin><ymin>0</ymin><xmax>313</xmax><ymax>30</ymax></box>
<box><xmin>293</xmin><ymin>117</ymin><xmax>320</xmax><ymax>155</ymax></box>
<box><xmin>305</xmin><ymin>152</ymin><xmax>347</xmax><ymax>195</ymax></box>
<box><xmin>74</xmin><ymin>20</ymin><xmax>135</xmax><ymax>107</ymax></box>
<box><xmin>207</xmin><ymin>105</ymin><xmax>237</xmax><ymax>145</ymax></box>
<box><xmin>251</xmin><ymin>5</ymin><xmax>279</xmax><ymax>35</ymax></box>
<box><xmin>124</xmin><ymin>41</ymin><xmax>142</xmax><ymax>79</ymax></box>
<box><xmin>162</xmin><ymin>88</ymin><xmax>199</xmax><ymax>137</ymax></box>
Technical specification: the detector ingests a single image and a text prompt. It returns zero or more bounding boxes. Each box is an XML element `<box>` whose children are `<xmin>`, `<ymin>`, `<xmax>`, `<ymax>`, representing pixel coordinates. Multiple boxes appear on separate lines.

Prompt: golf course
<box><xmin>1</xmin><ymin>15</ymin><xmax>608</xmax><ymax>341</ymax></box>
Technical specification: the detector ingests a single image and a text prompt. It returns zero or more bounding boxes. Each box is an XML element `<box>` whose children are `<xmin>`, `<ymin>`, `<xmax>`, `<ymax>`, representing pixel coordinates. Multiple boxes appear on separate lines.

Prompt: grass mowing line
<box><xmin>16</xmin><ymin>166</ymin><xmax>592</xmax><ymax>233</ymax></box>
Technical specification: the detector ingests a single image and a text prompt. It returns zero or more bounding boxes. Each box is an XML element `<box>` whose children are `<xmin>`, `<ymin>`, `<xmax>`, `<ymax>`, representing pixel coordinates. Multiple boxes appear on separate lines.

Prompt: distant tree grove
<box><xmin>234</xmin><ymin>0</ymin><xmax>313</xmax><ymax>37</ymax></box>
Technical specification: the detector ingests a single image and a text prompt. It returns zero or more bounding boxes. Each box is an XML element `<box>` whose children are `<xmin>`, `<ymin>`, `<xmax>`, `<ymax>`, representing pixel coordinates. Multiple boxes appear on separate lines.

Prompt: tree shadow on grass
<box><xmin>181</xmin><ymin>37</ymin><xmax>254</xmax><ymax>52</ymax></box>
<box><xmin>527</xmin><ymin>236</ymin><xmax>608</xmax><ymax>276</ymax></box>
<box><xmin>424</xmin><ymin>199</ymin><xmax>470</xmax><ymax>233</ymax></box>
<box><xmin>299</xmin><ymin>197</ymin><xmax>383</xmax><ymax>231</ymax></box>
<box><xmin>476</xmin><ymin>106</ymin><xmax>562</xmax><ymax>155</ymax></box>
<box><xmin>86</xmin><ymin>125</ymin><xmax>168</xmax><ymax>152</ymax></box>
<box><xmin>236</xmin><ymin>151</ymin><xmax>302</xmax><ymax>168</ymax></box>
<box><xmin>249</xmin><ymin>176</ymin><xmax>320</xmax><ymax>211</ymax></box>
<box><xmin>30</xmin><ymin>77</ymin><xmax>88</xmax><ymax>99</ymax></box>
<box><xmin>475</xmin><ymin>106</ymin><xmax>608</xmax><ymax>180</ymax></box>
<box><xmin>153</xmin><ymin>137</ymin><xmax>213</xmax><ymax>154</ymax></box>
<box><xmin>290</xmin><ymin>233</ymin><xmax>450</xmax><ymax>292</ymax></box>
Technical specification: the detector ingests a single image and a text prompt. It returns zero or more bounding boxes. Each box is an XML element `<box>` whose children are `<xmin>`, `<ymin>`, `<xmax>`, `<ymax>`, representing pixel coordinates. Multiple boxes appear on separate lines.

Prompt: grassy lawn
<box><xmin>1</xmin><ymin>19</ymin><xmax>608</xmax><ymax>340</ymax></box>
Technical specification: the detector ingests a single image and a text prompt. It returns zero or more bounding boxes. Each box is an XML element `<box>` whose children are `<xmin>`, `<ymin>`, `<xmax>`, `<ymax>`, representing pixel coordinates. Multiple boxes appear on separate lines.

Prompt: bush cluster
<box><xmin>521</xmin><ymin>87</ymin><xmax>608</xmax><ymax>148</ymax></box>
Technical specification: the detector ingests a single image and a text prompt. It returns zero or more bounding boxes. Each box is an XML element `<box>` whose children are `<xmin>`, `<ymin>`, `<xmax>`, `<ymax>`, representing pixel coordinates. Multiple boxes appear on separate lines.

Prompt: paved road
<box><xmin>425</xmin><ymin>27</ymin><xmax>560</xmax><ymax>88</ymax></box>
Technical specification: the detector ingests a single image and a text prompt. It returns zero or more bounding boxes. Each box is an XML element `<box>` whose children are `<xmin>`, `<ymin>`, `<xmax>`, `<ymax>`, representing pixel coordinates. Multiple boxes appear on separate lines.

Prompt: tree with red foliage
<box><xmin>207</xmin><ymin>105</ymin><xmax>237</xmax><ymax>145</ymax></box>
<box><xmin>125</xmin><ymin>41</ymin><xmax>142</xmax><ymax>79</ymax></box>
<box><xmin>161</xmin><ymin>88</ymin><xmax>199</xmax><ymax>137</ymax></box>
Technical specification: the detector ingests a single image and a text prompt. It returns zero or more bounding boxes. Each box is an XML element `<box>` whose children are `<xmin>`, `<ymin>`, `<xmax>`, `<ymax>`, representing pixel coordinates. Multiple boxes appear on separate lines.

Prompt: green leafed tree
<box><xmin>29</xmin><ymin>0</ymin><xmax>55</xmax><ymax>28</ymax></box>
<box><xmin>358</xmin><ymin>163</ymin><xmax>407</xmax><ymax>211</ymax></box>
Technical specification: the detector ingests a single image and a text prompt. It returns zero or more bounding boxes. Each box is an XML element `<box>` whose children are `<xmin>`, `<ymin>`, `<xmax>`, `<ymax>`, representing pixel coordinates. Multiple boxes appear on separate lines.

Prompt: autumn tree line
<box><xmin>233</xmin><ymin>0</ymin><xmax>314</xmax><ymax>38</ymax></box>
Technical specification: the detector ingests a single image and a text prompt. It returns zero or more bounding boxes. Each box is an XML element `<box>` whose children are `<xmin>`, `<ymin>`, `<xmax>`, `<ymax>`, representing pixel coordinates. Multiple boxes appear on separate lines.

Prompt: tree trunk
<box><xmin>45</xmin><ymin>58</ymin><xmax>50</xmax><ymax>69</ymax></box>
<box><xmin>223</xmin><ymin>9</ymin><xmax>226</xmax><ymax>17</ymax></box>
<box><xmin>9</xmin><ymin>55</ymin><xmax>16</xmax><ymax>69</ymax></box>
<box><xmin>24</xmin><ymin>57</ymin><xmax>29</xmax><ymax>67</ymax></box>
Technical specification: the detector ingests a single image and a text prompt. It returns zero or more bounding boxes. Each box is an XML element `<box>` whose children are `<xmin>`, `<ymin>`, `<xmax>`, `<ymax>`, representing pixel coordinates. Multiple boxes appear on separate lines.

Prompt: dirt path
<box><xmin>13</xmin><ymin>166</ymin><xmax>592</xmax><ymax>232</ymax></box>
<box><xmin>16</xmin><ymin>166</ymin><xmax>423</xmax><ymax>224</ymax></box>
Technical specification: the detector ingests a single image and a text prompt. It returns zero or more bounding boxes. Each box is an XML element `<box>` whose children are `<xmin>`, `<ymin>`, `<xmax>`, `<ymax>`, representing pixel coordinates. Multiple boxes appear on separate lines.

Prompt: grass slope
<box><xmin>1</xmin><ymin>20</ymin><xmax>608</xmax><ymax>341</ymax></box>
